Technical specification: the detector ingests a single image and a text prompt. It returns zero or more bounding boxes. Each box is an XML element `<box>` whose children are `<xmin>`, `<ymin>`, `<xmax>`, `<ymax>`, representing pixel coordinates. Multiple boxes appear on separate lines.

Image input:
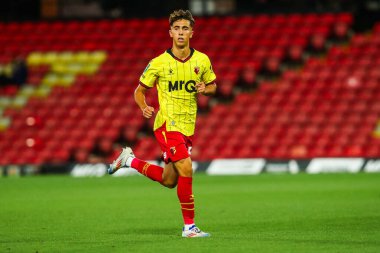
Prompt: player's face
<box><xmin>169</xmin><ymin>19</ymin><xmax>193</xmax><ymax>49</ymax></box>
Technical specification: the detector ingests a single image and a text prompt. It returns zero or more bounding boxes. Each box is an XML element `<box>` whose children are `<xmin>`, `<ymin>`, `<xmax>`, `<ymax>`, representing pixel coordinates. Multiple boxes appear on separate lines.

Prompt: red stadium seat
<box><xmin>3</xmin><ymin>13</ymin><xmax>379</xmax><ymax>165</ymax></box>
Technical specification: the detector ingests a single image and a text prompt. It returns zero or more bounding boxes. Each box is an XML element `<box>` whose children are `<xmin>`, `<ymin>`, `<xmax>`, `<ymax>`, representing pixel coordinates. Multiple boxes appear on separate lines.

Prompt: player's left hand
<box><xmin>195</xmin><ymin>82</ymin><xmax>206</xmax><ymax>94</ymax></box>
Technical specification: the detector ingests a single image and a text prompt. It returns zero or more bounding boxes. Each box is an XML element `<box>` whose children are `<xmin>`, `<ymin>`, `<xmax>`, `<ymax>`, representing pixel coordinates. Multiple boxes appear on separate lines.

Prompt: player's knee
<box><xmin>181</xmin><ymin>168</ymin><xmax>193</xmax><ymax>177</ymax></box>
<box><xmin>174</xmin><ymin>158</ymin><xmax>193</xmax><ymax>177</ymax></box>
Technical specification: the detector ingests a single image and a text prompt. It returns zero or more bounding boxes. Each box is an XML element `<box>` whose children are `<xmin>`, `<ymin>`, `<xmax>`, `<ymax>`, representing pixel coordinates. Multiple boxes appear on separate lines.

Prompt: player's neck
<box><xmin>171</xmin><ymin>46</ymin><xmax>191</xmax><ymax>60</ymax></box>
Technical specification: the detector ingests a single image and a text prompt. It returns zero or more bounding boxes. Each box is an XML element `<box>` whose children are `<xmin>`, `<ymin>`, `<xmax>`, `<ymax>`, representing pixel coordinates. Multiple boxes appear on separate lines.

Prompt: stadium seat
<box><xmin>3</xmin><ymin>12</ymin><xmax>379</xmax><ymax>164</ymax></box>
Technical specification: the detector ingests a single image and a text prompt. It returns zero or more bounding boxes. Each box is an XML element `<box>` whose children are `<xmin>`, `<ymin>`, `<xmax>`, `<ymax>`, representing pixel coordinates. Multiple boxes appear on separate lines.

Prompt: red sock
<box><xmin>131</xmin><ymin>158</ymin><xmax>163</xmax><ymax>183</ymax></box>
<box><xmin>177</xmin><ymin>176</ymin><xmax>195</xmax><ymax>225</ymax></box>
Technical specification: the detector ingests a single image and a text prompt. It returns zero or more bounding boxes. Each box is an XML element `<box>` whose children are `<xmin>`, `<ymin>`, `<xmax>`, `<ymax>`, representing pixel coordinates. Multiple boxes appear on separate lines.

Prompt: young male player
<box><xmin>108</xmin><ymin>9</ymin><xmax>217</xmax><ymax>238</ymax></box>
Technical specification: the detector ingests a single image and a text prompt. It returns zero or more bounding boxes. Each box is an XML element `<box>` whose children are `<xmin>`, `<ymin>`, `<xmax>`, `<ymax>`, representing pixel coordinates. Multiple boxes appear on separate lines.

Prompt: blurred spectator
<box><xmin>69</xmin><ymin>148</ymin><xmax>90</xmax><ymax>164</ymax></box>
<box><xmin>12</xmin><ymin>58</ymin><xmax>28</xmax><ymax>84</ymax></box>
<box><xmin>116</xmin><ymin>126</ymin><xmax>139</xmax><ymax>146</ymax></box>
<box><xmin>306</xmin><ymin>34</ymin><xmax>327</xmax><ymax>56</ymax></box>
<box><xmin>283</xmin><ymin>45</ymin><xmax>304</xmax><ymax>69</ymax></box>
<box><xmin>259</xmin><ymin>57</ymin><xmax>281</xmax><ymax>80</ymax></box>
<box><xmin>328</xmin><ymin>22</ymin><xmax>351</xmax><ymax>44</ymax></box>
<box><xmin>216</xmin><ymin>79</ymin><xmax>234</xmax><ymax>102</ymax></box>
<box><xmin>236</xmin><ymin>65</ymin><xmax>259</xmax><ymax>92</ymax></box>
<box><xmin>197</xmin><ymin>94</ymin><xmax>211</xmax><ymax>113</ymax></box>
<box><xmin>0</xmin><ymin>57</ymin><xmax>28</xmax><ymax>87</ymax></box>
<box><xmin>90</xmin><ymin>137</ymin><xmax>114</xmax><ymax>163</ymax></box>
<box><xmin>0</xmin><ymin>64</ymin><xmax>11</xmax><ymax>86</ymax></box>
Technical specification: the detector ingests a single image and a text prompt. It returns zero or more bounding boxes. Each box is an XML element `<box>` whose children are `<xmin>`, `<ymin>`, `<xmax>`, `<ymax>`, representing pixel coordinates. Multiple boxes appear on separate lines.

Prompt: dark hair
<box><xmin>169</xmin><ymin>9</ymin><xmax>195</xmax><ymax>27</ymax></box>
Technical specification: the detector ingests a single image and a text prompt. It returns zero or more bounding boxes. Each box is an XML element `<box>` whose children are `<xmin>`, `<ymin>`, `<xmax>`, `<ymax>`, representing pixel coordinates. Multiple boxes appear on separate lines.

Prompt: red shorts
<box><xmin>154</xmin><ymin>123</ymin><xmax>193</xmax><ymax>164</ymax></box>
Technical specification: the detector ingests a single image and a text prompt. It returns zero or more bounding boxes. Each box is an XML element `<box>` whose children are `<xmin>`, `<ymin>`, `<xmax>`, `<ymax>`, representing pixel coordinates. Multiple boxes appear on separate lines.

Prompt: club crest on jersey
<box><xmin>169</xmin><ymin>68</ymin><xmax>174</xmax><ymax>75</ymax></box>
<box><xmin>194</xmin><ymin>66</ymin><xmax>200</xmax><ymax>75</ymax></box>
<box><xmin>170</xmin><ymin>147</ymin><xmax>177</xmax><ymax>155</ymax></box>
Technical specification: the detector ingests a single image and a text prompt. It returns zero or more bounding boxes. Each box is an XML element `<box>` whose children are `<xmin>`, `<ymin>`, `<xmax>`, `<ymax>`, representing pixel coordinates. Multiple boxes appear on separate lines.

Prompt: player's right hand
<box><xmin>142</xmin><ymin>106</ymin><xmax>155</xmax><ymax>119</ymax></box>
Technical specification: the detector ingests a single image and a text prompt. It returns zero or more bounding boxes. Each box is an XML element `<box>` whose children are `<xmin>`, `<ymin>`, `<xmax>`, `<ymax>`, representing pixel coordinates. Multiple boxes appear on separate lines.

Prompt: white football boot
<box><xmin>182</xmin><ymin>225</ymin><xmax>210</xmax><ymax>238</ymax></box>
<box><xmin>108</xmin><ymin>147</ymin><xmax>135</xmax><ymax>174</ymax></box>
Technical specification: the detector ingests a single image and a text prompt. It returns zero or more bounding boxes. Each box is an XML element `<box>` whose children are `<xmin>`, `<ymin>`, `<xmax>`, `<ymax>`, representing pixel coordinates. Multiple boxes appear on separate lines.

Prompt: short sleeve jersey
<box><xmin>139</xmin><ymin>48</ymin><xmax>216</xmax><ymax>136</ymax></box>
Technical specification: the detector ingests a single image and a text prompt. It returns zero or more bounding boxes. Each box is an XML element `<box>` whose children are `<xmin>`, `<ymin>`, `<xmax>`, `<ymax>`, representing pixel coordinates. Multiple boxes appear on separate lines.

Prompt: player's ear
<box><xmin>190</xmin><ymin>30</ymin><xmax>194</xmax><ymax>38</ymax></box>
<box><xmin>169</xmin><ymin>29</ymin><xmax>173</xmax><ymax>38</ymax></box>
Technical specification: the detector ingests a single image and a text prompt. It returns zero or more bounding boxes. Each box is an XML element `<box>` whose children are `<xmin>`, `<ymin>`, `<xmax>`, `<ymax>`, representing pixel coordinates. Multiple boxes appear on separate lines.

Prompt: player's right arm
<box><xmin>134</xmin><ymin>85</ymin><xmax>155</xmax><ymax>119</ymax></box>
<box><xmin>135</xmin><ymin>59</ymin><xmax>159</xmax><ymax>119</ymax></box>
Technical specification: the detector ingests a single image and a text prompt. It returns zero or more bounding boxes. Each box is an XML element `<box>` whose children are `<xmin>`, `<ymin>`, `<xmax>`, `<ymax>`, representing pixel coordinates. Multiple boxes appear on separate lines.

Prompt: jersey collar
<box><xmin>166</xmin><ymin>48</ymin><xmax>194</xmax><ymax>63</ymax></box>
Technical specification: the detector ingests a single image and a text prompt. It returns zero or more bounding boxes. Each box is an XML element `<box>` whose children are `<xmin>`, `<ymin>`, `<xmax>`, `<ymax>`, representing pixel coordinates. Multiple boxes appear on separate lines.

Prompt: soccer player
<box><xmin>108</xmin><ymin>9</ymin><xmax>217</xmax><ymax>238</ymax></box>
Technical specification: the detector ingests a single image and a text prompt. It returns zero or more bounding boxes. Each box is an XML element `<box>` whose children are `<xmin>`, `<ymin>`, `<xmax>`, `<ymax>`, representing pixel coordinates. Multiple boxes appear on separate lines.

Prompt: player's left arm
<box><xmin>196</xmin><ymin>82</ymin><xmax>216</xmax><ymax>96</ymax></box>
<box><xmin>196</xmin><ymin>55</ymin><xmax>217</xmax><ymax>96</ymax></box>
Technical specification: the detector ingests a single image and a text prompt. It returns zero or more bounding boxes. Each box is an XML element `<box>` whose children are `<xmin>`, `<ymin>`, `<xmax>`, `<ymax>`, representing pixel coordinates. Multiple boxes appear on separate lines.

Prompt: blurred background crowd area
<box><xmin>0</xmin><ymin>0</ymin><xmax>379</xmax><ymax>31</ymax></box>
<box><xmin>1</xmin><ymin>0</ymin><xmax>380</xmax><ymax>166</ymax></box>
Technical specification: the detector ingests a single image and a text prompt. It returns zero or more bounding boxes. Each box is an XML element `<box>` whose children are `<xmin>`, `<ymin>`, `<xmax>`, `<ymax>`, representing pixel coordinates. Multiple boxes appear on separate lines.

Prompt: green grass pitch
<box><xmin>1</xmin><ymin>173</ymin><xmax>380</xmax><ymax>253</ymax></box>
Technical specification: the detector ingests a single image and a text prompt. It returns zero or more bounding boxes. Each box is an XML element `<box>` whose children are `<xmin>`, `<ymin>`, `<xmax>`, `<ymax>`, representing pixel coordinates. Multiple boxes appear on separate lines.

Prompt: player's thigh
<box><xmin>162</xmin><ymin>162</ymin><xmax>179</xmax><ymax>188</ymax></box>
<box><xmin>173</xmin><ymin>157</ymin><xmax>193</xmax><ymax>177</ymax></box>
